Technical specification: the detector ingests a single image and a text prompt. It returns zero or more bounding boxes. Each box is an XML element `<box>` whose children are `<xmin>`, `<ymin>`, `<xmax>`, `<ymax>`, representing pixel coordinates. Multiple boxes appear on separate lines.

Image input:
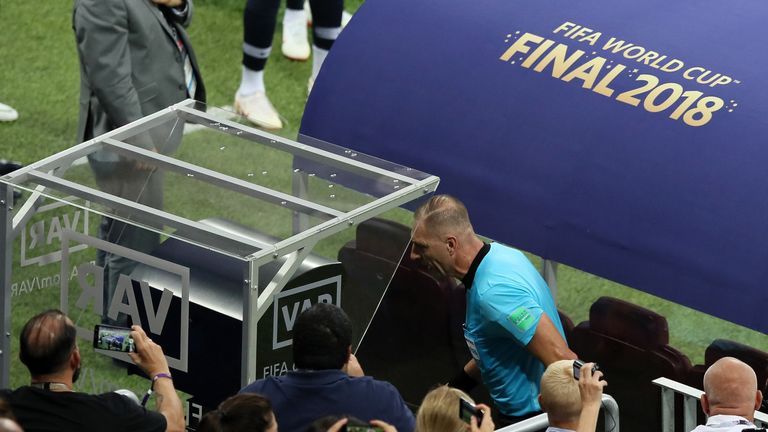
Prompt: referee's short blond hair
<box><xmin>413</xmin><ymin>194</ymin><xmax>474</xmax><ymax>238</ymax></box>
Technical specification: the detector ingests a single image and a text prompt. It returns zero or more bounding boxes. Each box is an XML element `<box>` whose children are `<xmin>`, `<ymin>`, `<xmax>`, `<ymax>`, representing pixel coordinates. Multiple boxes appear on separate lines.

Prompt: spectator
<box><xmin>0</xmin><ymin>399</ymin><xmax>23</xmax><ymax>432</ymax></box>
<box><xmin>197</xmin><ymin>393</ymin><xmax>276</xmax><ymax>432</ymax></box>
<box><xmin>691</xmin><ymin>357</ymin><xmax>764</xmax><ymax>432</ymax></box>
<box><xmin>410</xmin><ymin>195</ymin><xmax>576</xmax><ymax>426</ymax></box>
<box><xmin>73</xmin><ymin>0</ymin><xmax>206</xmax><ymax>327</ymax></box>
<box><xmin>0</xmin><ymin>309</ymin><xmax>184</xmax><ymax>432</ymax></box>
<box><xmin>0</xmin><ymin>419</ymin><xmax>22</xmax><ymax>432</ymax></box>
<box><xmin>539</xmin><ymin>360</ymin><xmax>606</xmax><ymax>432</ymax></box>
<box><xmin>240</xmin><ymin>303</ymin><xmax>415</xmax><ymax>431</ymax></box>
<box><xmin>0</xmin><ymin>103</ymin><xmax>17</xmax><ymax>122</ymax></box>
<box><xmin>233</xmin><ymin>0</ymin><xmax>342</xmax><ymax>129</ymax></box>
<box><xmin>415</xmin><ymin>386</ymin><xmax>494</xmax><ymax>432</ymax></box>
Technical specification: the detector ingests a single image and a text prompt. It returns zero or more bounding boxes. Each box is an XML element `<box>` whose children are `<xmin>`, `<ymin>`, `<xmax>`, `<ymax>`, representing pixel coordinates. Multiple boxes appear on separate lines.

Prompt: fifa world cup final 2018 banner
<box><xmin>300</xmin><ymin>0</ymin><xmax>768</xmax><ymax>333</ymax></box>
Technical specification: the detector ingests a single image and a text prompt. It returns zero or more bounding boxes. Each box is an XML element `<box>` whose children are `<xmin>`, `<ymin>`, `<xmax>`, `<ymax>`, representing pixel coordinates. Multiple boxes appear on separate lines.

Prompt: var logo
<box><xmin>60</xmin><ymin>230</ymin><xmax>191</xmax><ymax>372</ymax></box>
<box><xmin>272</xmin><ymin>276</ymin><xmax>341</xmax><ymax>350</ymax></box>
<box><xmin>21</xmin><ymin>199</ymin><xmax>90</xmax><ymax>267</ymax></box>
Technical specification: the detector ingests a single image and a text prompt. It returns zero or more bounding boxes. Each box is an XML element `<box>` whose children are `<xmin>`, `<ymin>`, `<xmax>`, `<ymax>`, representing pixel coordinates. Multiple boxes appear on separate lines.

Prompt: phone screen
<box><xmin>346</xmin><ymin>427</ymin><xmax>384</xmax><ymax>432</ymax></box>
<box><xmin>93</xmin><ymin>325</ymin><xmax>135</xmax><ymax>353</ymax></box>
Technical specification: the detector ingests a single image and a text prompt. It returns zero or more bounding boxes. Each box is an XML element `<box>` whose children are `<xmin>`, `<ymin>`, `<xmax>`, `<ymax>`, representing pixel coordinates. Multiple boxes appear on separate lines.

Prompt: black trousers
<box><xmin>243</xmin><ymin>0</ymin><xmax>343</xmax><ymax>70</ymax></box>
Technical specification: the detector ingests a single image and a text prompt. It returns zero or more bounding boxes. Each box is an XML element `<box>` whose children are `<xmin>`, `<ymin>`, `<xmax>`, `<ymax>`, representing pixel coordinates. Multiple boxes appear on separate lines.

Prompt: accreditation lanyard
<box><xmin>170</xmin><ymin>27</ymin><xmax>197</xmax><ymax>99</ymax></box>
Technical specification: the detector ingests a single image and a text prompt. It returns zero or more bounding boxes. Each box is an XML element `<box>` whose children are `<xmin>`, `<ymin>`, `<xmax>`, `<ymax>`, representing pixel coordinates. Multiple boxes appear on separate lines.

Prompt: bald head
<box><xmin>702</xmin><ymin>357</ymin><xmax>762</xmax><ymax>420</ymax></box>
<box><xmin>413</xmin><ymin>195</ymin><xmax>474</xmax><ymax>239</ymax></box>
<box><xmin>19</xmin><ymin>310</ymin><xmax>77</xmax><ymax>376</ymax></box>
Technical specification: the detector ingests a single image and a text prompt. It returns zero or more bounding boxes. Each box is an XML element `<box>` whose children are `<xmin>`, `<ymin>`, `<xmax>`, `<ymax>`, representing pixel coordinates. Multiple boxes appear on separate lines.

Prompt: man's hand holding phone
<box><xmin>127</xmin><ymin>325</ymin><xmax>185</xmax><ymax>432</ymax></box>
<box><xmin>128</xmin><ymin>325</ymin><xmax>171</xmax><ymax>378</ymax></box>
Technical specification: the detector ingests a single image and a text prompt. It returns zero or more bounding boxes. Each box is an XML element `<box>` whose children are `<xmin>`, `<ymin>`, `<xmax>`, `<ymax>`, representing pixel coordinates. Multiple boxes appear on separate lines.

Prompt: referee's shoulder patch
<box><xmin>507</xmin><ymin>307</ymin><xmax>535</xmax><ymax>332</ymax></box>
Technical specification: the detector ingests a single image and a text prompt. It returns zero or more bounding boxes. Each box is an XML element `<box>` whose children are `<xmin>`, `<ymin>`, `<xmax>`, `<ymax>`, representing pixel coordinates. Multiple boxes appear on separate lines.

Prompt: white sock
<box><xmin>238</xmin><ymin>66</ymin><xmax>265</xmax><ymax>96</ymax></box>
<box><xmin>283</xmin><ymin>8</ymin><xmax>306</xmax><ymax>26</ymax></box>
<box><xmin>311</xmin><ymin>46</ymin><xmax>329</xmax><ymax>81</ymax></box>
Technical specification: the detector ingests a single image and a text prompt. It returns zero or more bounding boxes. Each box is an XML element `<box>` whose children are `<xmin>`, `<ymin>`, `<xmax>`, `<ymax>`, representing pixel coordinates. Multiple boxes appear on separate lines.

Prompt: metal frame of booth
<box><xmin>0</xmin><ymin>99</ymin><xmax>440</xmax><ymax>387</ymax></box>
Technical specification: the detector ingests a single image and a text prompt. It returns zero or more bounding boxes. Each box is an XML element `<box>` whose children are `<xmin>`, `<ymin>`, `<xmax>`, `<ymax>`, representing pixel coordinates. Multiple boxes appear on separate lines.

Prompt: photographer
<box><xmin>240</xmin><ymin>303</ymin><xmax>414</xmax><ymax>432</ymax></box>
<box><xmin>414</xmin><ymin>386</ymin><xmax>494</xmax><ymax>432</ymax></box>
<box><xmin>0</xmin><ymin>309</ymin><xmax>184</xmax><ymax>432</ymax></box>
<box><xmin>539</xmin><ymin>360</ymin><xmax>607</xmax><ymax>432</ymax></box>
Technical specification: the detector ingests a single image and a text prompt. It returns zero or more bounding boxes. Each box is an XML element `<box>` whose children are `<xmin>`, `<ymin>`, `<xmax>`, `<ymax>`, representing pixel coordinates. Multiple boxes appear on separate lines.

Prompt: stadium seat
<box><xmin>337</xmin><ymin>218</ymin><xmax>412</xmax><ymax>346</ymax></box>
<box><xmin>569</xmin><ymin>296</ymin><xmax>692</xmax><ymax>432</ymax></box>
<box><xmin>686</xmin><ymin>339</ymin><xmax>768</xmax><ymax>412</ymax></box>
<box><xmin>349</xmin><ymin>217</ymin><xmax>412</xmax><ymax>262</ymax></box>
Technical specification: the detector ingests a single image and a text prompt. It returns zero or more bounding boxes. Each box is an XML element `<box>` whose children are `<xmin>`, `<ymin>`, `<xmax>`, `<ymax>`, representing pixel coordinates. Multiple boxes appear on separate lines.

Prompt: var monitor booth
<box><xmin>0</xmin><ymin>101</ymin><xmax>444</xmax><ymax>429</ymax></box>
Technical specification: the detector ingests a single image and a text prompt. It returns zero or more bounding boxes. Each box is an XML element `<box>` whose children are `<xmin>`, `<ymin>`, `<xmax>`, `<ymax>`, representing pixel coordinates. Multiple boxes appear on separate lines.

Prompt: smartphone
<box><xmin>93</xmin><ymin>324</ymin><xmax>135</xmax><ymax>353</ymax></box>
<box><xmin>459</xmin><ymin>397</ymin><xmax>483</xmax><ymax>425</ymax></box>
<box><xmin>573</xmin><ymin>359</ymin><xmax>599</xmax><ymax>380</ymax></box>
<box><xmin>345</xmin><ymin>427</ymin><xmax>384</xmax><ymax>432</ymax></box>
<box><xmin>343</xmin><ymin>423</ymin><xmax>384</xmax><ymax>432</ymax></box>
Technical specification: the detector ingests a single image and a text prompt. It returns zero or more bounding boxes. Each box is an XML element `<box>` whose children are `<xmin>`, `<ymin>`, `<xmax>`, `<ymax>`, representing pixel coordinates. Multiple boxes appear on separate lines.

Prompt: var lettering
<box><xmin>27</xmin><ymin>211</ymin><xmax>82</xmax><ymax>250</ymax></box>
<box><xmin>280</xmin><ymin>294</ymin><xmax>333</xmax><ymax>332</ymax></box>
<box><xmin>74</xmin><ymin>262</ymin><xmax>174</xmax><ymax>334</ymax></box>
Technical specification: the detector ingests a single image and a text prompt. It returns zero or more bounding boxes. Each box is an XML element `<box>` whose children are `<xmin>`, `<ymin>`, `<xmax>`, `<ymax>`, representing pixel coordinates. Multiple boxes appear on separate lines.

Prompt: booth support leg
<box><xmin>542</xmin><ymin>259</ymin><xmax>558</xmax><ymax>300</ymax></box>
<box><xmin>242</xmin><ymin>263</ymin><xmax>260</xmax><ymax>386</ymax></box>
<box><xmin>0</xmin><ymin>184</ymin><xmax>13</xmax><ymax>388</ymax></box>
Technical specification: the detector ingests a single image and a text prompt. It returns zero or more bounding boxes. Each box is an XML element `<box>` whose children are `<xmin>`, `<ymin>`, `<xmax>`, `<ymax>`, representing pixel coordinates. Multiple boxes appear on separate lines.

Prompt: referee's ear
<box><xmin>446</xmin><ymin>236</ymin><xmax>457</xmax><ymax>256</ymax></box>
<box><xmin>755</xmin><ymin>390</ymin><xmax>763</xmax><ymax>411</ymax></box>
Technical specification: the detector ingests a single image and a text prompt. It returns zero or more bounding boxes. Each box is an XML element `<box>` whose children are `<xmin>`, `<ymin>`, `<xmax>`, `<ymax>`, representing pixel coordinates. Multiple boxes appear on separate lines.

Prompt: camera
<box><xmin>459</xmin><ymin>397</ymin><xmax>484</xmax><ymax>425</ymax></box>
<box><xmin>93</xmin><ymin>324</ymin><xmax>135</xmax><ymax>353</ymax></box>
<box><xmin>573</xmin><ymin>359</ymin><xmax>599</xmax><ymax>380</ymax></box>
